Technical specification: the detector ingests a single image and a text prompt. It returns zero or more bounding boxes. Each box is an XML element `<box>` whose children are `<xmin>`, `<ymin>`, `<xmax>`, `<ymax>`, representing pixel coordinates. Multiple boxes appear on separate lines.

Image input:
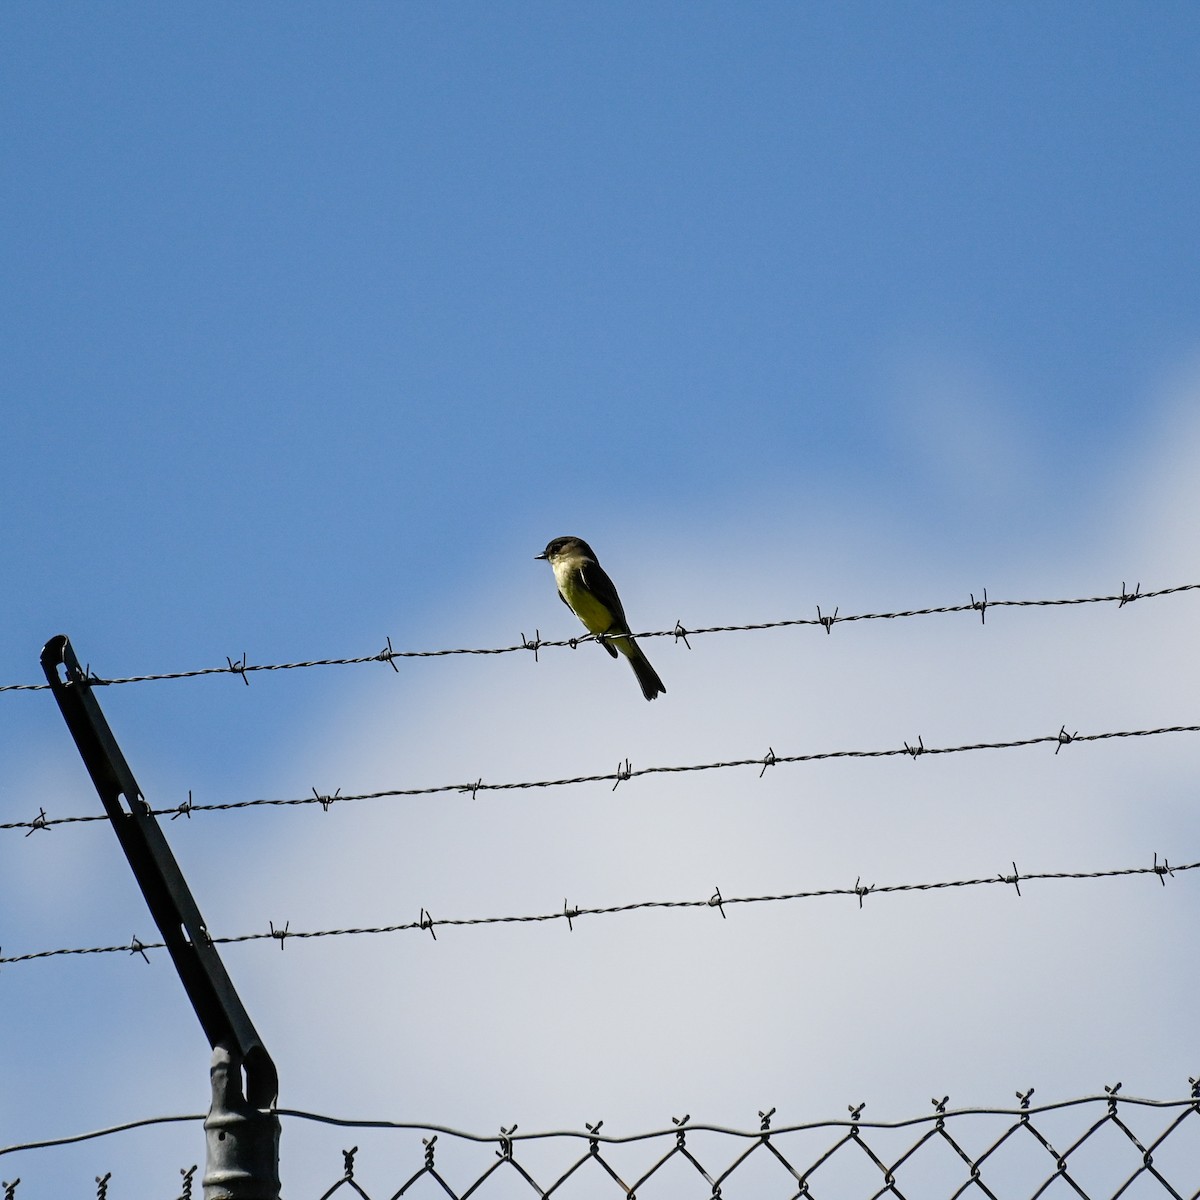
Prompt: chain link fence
<box><xmin>6</xmin><ymin>1087</ymin><xmax>1200</xmax><ymax>1199</ymax></box>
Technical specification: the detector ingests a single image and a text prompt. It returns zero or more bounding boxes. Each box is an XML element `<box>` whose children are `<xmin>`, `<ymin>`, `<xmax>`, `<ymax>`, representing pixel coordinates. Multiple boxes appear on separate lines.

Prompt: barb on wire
<box><xmin>3</xmin><ymin>580</ymin><xmax>1197</xmax><ymax>693</ymax></box>
<box><xmin>2</xmin><ymin>853</ymin><xmax>1193</xmax><ymax>967</ymax></box>
<box><xmin>7</xmin><ymin>720</ymin><xmax>1200</xmax><ymax>833</ymax></box>
<box><xmin>23</xmin><ymin>809</ymin><xmax>49</xmax><ymax>837</ymax></box>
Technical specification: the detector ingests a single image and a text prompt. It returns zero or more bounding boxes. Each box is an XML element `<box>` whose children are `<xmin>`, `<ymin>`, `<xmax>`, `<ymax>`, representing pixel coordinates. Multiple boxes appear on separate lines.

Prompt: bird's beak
<box><xmin>534</xmin><ymin>551</ymin><xmax>547</xmax><ymax>560</ymax></box>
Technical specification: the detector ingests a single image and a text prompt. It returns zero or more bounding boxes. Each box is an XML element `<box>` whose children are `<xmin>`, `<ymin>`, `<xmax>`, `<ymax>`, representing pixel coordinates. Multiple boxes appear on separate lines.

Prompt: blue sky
<box><xmin>4</xmin><ymin>4</ymin><xmax>1200</xmax><ymax>1195</ymax></box>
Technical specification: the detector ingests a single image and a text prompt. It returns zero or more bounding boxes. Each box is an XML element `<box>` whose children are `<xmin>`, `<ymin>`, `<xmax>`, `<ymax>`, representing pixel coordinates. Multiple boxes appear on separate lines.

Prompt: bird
<box><xmin>536</xmin><ymin>536</ymin><xmax>666</xmax><ymax>701</ymax></box>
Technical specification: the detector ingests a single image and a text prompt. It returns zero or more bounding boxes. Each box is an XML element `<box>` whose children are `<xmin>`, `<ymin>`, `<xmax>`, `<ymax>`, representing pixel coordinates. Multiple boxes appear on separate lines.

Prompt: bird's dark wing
<box><xmin>580</xmin><ymin>560</ymin><xmax>630</xmax><ymax>630</ymax></box>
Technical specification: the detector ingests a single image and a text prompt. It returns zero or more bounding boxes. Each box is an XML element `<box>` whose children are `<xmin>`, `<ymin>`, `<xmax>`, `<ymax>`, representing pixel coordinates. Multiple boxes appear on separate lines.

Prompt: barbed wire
<box><xmin>6</xmin><ymin>719</ymin><xmax>1199</xmax><ymax>833</ymax></box>
<box><xmin>0</xmin><ymin>852</ymin><xmax>1189</xmax><ymax>967</ymax></box>
<box><xmin>1</xmin><ymin>579</ymin><xmax>1192</xmax><ymax>694</ymax></box>
<box><xmin>3</xmin><ymin>1086</ymin><xmax>1197</xmax><ymax>1159</ymax></box>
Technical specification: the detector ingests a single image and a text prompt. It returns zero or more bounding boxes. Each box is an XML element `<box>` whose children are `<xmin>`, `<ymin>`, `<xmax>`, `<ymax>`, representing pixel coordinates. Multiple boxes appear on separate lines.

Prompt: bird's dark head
<box><xmin>536</xmin><ymin>536</ymin><xmax>596</xmax><ymax>563</ymax></box>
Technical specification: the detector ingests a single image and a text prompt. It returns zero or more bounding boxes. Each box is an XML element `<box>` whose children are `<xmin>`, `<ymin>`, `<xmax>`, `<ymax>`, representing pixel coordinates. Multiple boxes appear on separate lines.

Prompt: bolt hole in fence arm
<box><xmin>40</xmin><ymin>636</ymin><xmax>280</xmax><ymax>1200</ymax></box>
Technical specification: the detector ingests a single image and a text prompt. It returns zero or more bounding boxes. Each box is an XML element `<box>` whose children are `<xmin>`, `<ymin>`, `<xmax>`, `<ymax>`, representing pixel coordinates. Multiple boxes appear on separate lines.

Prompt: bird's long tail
<box><xmin>614</xmin><ymin>636</ymin><xmax>666</xmax><ymax>701</ymax></box>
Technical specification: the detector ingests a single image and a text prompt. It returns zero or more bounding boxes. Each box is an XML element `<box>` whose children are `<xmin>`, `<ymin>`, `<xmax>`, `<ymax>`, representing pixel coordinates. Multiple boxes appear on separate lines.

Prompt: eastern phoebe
<box><xmin>536</xmin><ymin>536</ymin><xmax>666</xmax><ymax>701</ymax></box>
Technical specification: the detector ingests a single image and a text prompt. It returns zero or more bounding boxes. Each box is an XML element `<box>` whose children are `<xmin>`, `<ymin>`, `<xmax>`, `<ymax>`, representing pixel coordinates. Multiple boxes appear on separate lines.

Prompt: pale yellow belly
<box><xmin>559</xmin><ymin>575</ymin><xmax>614</xmax><ymax>634</ymax></box>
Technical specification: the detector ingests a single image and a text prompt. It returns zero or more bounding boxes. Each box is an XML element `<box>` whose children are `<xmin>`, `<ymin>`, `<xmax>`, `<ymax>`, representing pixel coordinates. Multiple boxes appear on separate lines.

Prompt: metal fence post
<box><xmin>41</xmin><ymin>636</ymin><xmax>281</xmax><ymax>1199</ymax></box>
<box><xmin>204</xmin><ymin>1044</ymin><xmax>282</xmax><ymax>1198</ymax></box>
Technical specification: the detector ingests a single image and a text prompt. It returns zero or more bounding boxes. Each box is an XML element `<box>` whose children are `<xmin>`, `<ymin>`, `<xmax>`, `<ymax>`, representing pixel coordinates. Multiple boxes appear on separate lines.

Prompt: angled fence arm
<box><xmin>41</xmin><ymin>635</ymin><xmax>280</xmax><ymax>1199</ymax></box>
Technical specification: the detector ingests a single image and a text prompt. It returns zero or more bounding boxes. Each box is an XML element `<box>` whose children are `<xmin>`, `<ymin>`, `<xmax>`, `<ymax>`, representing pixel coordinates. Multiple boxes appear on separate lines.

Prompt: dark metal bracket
<box><xmin>41</xmin><ymin>635</ymin><xmax>280</xmax><ymax>1196</ymax></box>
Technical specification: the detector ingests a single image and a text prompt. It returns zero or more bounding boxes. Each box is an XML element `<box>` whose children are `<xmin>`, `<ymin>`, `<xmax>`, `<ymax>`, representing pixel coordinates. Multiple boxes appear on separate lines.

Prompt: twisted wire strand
<box><xmin>1</xmin><ymin>854</ymin><xmax>1190</xmax><ymax>966</ymax></box>
<box><xmin>6</xmin><ymin>721</ymin><xmax>1198</xmax><ymax>832</ymax></box>
<box><xmin>1</xmin><ymin>581</ymin><xmax>1191</xmax><ymax>693</ymax></box>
